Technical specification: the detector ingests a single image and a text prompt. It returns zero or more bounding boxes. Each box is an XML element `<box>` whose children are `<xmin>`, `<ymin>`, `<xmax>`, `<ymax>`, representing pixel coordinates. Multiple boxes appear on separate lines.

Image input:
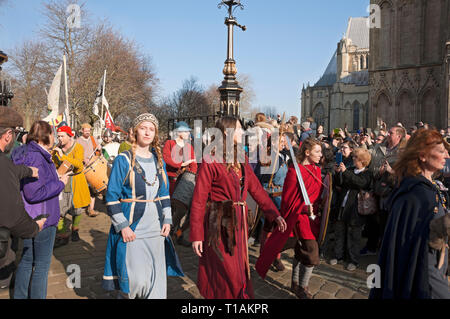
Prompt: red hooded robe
<box><xmin>189</xmin><ymin>157</ymin><xmax>280</xmax><ymax>299</ymax></box>
<box><xmin>255</xmin><ymin>164</ymin><xmax>323</xmax><ymax>279</ymax></box>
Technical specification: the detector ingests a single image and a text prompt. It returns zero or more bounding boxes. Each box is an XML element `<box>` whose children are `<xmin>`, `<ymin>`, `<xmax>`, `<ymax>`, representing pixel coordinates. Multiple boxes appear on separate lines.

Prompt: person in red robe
<box><xmin>190</xmin><ymin>116</ymin><xmax>287</xmax><ymax>299</ymax></box>
<box><xmin>163</xmin><ymin>121</ymin><xmax>197</xmax><ymax>195</ymax></box>
<box><xmin>163</xmin><ymin>121</ymin><xmax>197</xmax><ymax>247</ymax></box>
<box><xmin>256</xmin><ymin>138</ymin><xmax>324</xmax><ymax>299</ymax></box>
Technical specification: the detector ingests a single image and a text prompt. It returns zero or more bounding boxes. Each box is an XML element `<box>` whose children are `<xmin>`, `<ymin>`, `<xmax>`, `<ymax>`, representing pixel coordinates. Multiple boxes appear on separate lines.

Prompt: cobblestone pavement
<box><xmin>0</xmin><ymin>201</ymin><xmax>376</xmax><ymax>299</ymax></box>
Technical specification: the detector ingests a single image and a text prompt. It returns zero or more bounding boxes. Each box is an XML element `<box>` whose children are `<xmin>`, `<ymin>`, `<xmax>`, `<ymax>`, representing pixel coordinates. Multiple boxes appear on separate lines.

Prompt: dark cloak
<box><xmin>370</xmin><ymin>175</ymin><xmax>440</xmax><ymax>299</ymax></box>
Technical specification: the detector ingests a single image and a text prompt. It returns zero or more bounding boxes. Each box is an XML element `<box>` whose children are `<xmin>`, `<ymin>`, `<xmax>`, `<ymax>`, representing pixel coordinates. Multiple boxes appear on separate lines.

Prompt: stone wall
<box><xmin>369</xmin><ymin>0</ymin><xmax>450</xmax><ymax>129</ymax></box>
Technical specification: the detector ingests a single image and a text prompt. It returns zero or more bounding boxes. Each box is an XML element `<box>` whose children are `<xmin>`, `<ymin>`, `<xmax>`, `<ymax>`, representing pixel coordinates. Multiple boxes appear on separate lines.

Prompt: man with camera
<box><xmin>0</xmin><ymin>107</ymin><xmax>46</xmax><ymax>289</ymax></box>
<box><xmin>368</xmin><ymin>125</ymin><xmax>406</xmax><ymax>253</ymax></box>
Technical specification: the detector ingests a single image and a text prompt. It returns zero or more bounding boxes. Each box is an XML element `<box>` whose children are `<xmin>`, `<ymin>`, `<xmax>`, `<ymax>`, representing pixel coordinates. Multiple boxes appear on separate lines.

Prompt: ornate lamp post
<box><xmin>0</xmin><ymin>50</ymin><xmax>14</xmax><ymax>106</ymax></box>
<box><xmin>446</xmin><ymin>42</ymin><xmax>450</xmax><ymax>128</ymax></box>
<box><xmin>218</xmin><ymin>0</ymin><xmax>246</xmax><ymax>118</ymax></box>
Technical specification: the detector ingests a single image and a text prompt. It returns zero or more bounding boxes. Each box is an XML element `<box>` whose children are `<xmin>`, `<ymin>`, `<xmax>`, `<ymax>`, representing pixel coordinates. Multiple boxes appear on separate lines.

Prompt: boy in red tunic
<box><xmin>256</xmin><ymin>138</ymin><xmax>324</xmax><ymax>299</ymax></box>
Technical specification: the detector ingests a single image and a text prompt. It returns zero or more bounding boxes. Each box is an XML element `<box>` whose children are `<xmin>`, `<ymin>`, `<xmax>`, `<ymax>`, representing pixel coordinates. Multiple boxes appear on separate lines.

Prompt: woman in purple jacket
<box><xmin>11</xmin><ymin>121</ymin><xmax>68</xmax><ymax>299</ymax></box>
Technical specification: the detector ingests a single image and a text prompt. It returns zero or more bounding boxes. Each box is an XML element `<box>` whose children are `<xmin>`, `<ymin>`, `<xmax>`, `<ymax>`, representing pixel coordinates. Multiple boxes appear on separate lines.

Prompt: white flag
<box><xmin>93</xmin><ymin>73</ymin><xmax>105</xmax><ymax>117</ymax></box>
<box><xmin>42</xmin><ymin>64</ymin><xmax>63</xmax><ymax>123</ymax></box>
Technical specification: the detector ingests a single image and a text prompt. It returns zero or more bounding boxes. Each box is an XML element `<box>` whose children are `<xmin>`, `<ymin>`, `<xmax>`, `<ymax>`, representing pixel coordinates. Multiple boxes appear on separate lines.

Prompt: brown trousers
<box><xmin>294</xmin><ymin>239</ymin><xmax>320</xmax><ymax>267</ymax></box>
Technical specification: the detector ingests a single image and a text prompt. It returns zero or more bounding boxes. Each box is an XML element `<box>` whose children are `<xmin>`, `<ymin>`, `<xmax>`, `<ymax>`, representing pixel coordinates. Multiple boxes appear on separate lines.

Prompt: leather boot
<box><xmin>296</xmin><ymin>286</ymin><xmax>313</xmax><ymax>299</ymax></box>
<box><xmin>290</xmin><ymin>281</ymin><xmax>300</xmax><ymax>296</ymax></box>
<box><xmin>272</xmin><ymin>258</ymin><xmax>286</xmax><ymax>271</ymax></box>
<box><xmin>291</xmin><ymin>282</ymin><xmax>313</xmax><ymax>299</ymax></box>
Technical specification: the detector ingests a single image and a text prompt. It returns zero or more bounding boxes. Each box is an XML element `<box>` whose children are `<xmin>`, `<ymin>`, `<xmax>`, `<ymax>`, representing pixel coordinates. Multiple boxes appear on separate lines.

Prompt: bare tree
<box><xmin>38</xmin><ymin>0</ymin><xmax>93</xmax><ymax>127</ymax></box>
<box><xmin>203</xmin><ymin>84</ymin><xmax>220</xmax><ymax>115</ymax></box>
<box><xmin>167</xmin><ymin>77</ymin><xmax>212</xmax><ymax>118</ymax></box>
<box><xmin>236</xmin><ymin>73</ymin><xmax>255</xmax><ymax>118</ymax></box>
<box><xmin>73</xmin><ymin>24</ymin><xmax>158</xmax><ymax>128</ymax></box>
<box><xmin>34</xmin><ymin>1</ymin><xmax>158</xmax><ymax>130</ymax></box>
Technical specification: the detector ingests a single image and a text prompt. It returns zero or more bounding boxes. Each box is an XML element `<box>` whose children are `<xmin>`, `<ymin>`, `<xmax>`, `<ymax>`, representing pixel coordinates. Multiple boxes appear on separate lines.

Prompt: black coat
<box><xmin>0</xmin><ymin>150</ymin><xmax>38</xmax><ymax>238</ymax></box>
<box><xmin>370</xmin><ymin>175</ymin><xmax>439</xmax><ymax>299</ymax></box>
<box><xmin>333</xmin><ymin>168</ymin><xmax>372</xmax><ymax>223</ymax></box>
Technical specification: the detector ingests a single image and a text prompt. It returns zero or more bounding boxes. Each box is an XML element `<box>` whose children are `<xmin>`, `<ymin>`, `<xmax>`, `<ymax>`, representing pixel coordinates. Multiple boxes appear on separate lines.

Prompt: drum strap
<box><xmin>68</xmin><ymin>171</ymin><xmax>83</xmax><ymax>177</ymax></box>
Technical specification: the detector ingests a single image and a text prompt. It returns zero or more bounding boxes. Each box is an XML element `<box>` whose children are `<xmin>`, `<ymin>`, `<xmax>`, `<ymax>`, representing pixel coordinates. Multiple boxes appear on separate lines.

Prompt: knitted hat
<box><xmin>57</xmin><ymin>126</ymin><xmax>74</xmax><ymax>137</ymax></box>
<box><xmin>0</xmin><ymin>107</ymin><xmax>23</xmax><ymax>128</ymax></box>
<box><xmin>133</xmin><ymin>113</ymin><xmax>159</xmax><ymax>130</ymax></box>
<box><xmin>173</xmin><ymin>121</ymin><xmax>191</xmax><ymax>132</ymax></box>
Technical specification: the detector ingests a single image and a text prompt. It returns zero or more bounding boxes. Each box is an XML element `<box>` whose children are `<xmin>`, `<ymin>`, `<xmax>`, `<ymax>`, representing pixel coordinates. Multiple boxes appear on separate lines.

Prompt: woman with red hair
<box><xmin>370</xmin><ymin>129</ymin><xmax>450</xmax><ymax>299</ymax></box>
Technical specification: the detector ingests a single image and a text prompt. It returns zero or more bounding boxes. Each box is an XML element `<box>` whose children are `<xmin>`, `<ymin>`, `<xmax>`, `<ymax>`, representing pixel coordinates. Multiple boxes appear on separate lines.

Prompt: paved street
<box><xmin>0</xmin><ymin>201</ymin><xmax>374</xmax><ymax>300</ymax></box>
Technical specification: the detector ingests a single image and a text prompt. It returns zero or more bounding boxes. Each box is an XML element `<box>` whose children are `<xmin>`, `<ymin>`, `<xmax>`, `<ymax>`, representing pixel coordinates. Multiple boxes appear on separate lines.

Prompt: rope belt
<box><xmin>206</xmin><ymin>201</ymin><xmax>247</xmax><ymax>208</ymax></box>
<box><xmin>234</xmin><ymin>201</ymin><xmax>246</xmax><ymax>207</ymax></box>
<box><xmin>120</xmin><ymin>196</ymin><xmax>169</xmax><ymax>203</ymax></box>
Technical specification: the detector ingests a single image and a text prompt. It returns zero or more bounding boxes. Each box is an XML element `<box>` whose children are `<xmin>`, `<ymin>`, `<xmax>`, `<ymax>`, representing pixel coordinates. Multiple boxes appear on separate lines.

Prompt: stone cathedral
<box><xmin>301</xmin><ymin>17</ymin><xmax>370</xmax><ymax>133</ymax></box>
<box><xmin>302</xmin><ymin>0</ymin><xmax>450</xmax><ymax>132</ymax></box>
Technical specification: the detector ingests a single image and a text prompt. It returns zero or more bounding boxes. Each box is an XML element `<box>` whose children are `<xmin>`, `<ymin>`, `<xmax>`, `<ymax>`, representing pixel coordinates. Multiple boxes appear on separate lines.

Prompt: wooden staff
<box><xmin>267</xmin><ymin>112</ymin><xmax>286</xmax><ymax>190</ymax></box>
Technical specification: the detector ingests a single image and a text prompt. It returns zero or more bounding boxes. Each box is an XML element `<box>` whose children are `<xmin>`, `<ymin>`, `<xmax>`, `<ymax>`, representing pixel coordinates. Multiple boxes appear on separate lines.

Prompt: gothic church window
<box><xmin>313</xmin><ymin>103</ymin><xmax>326</xmax><ymax>128</ymax></box>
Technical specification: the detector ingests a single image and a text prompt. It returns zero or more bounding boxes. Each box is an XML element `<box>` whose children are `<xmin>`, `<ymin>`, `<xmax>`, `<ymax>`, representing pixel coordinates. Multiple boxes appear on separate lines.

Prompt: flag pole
<box><xmin>51</xmin><ymin>119</ymin><xmax>58</xmax><ymax>148</ymax></box>
<box><xmin>101</xmin><ymin>69</ymin><xmax>106</xmax><ymax>129</ymax></box>
<box><xmin>63</xmin><ymin>54</ymin><xmax>70</xmax><ymax>126</ymax></box>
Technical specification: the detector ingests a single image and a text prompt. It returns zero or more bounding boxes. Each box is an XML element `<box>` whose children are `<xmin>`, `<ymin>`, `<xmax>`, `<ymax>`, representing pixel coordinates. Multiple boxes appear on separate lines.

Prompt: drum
<box><xmin>83</xmin><ymin>156</ymin><xmax>109</xmax><ymax>194</ymax></box>
<box><xmin>172</xmin><ymin>171</ymin><xmax>196</xmax><ymax>209</ymax></box>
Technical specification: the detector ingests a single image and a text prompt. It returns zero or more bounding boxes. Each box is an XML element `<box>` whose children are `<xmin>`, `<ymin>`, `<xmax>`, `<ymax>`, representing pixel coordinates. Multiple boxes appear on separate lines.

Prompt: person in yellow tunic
<box><xmin>52</xmin><ymin>126</ymin><xmax>91</xmax><ymax>248</ymax></box>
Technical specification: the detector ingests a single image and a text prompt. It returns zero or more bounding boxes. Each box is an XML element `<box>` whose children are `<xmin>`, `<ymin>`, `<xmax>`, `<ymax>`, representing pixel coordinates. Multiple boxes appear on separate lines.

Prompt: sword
<box><xmin>285</xmin><ymin>137</ymin><xmax>316</xmax><ymax>220</ymax></box>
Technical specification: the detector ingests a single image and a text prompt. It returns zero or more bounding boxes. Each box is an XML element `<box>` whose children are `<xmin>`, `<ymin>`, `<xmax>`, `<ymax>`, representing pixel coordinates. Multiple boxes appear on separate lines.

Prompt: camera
<box><xmin>15</xmin><ymin>127</ymin><xmax>28</xmax><ymax>143</ymax></box>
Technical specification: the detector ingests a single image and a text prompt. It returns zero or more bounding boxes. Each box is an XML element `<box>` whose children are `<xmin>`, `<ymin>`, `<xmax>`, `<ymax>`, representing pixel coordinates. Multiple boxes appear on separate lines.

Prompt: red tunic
<box><xmin>162</xmin><ymin>139</ymin><xmax>197</xmax><ymax>195</ymax></box>
<box><xmin>189</xmin><ymin>158</ymin><xmax>280</xmax><ymax>299</ymax></box>
<box><xmin>255</xmin><ymin>164</ymin><xmax>323</xmax><ymax>279</ymax></box>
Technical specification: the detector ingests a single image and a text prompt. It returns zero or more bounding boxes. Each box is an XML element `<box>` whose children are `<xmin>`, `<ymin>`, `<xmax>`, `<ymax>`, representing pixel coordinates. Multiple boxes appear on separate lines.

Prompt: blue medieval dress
<box><xmin>102</xmin><ymin>150</ymin><xmax>183</xmax><ymax>299</ymax></box>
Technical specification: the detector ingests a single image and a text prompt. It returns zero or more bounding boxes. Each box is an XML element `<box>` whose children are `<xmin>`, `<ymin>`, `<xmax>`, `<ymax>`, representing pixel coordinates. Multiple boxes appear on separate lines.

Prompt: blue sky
<box><xmin>0</xmin><ymin>0</ymin><xmax>369</xmax><ymax>118</ymax></box>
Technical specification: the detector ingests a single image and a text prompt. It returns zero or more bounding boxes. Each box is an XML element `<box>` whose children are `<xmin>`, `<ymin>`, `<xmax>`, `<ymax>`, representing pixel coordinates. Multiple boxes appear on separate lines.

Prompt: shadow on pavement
<box><xmin>52</xmin><ymin>223</ymin><xmax>111</xmax><ymax>299</ymax></box>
